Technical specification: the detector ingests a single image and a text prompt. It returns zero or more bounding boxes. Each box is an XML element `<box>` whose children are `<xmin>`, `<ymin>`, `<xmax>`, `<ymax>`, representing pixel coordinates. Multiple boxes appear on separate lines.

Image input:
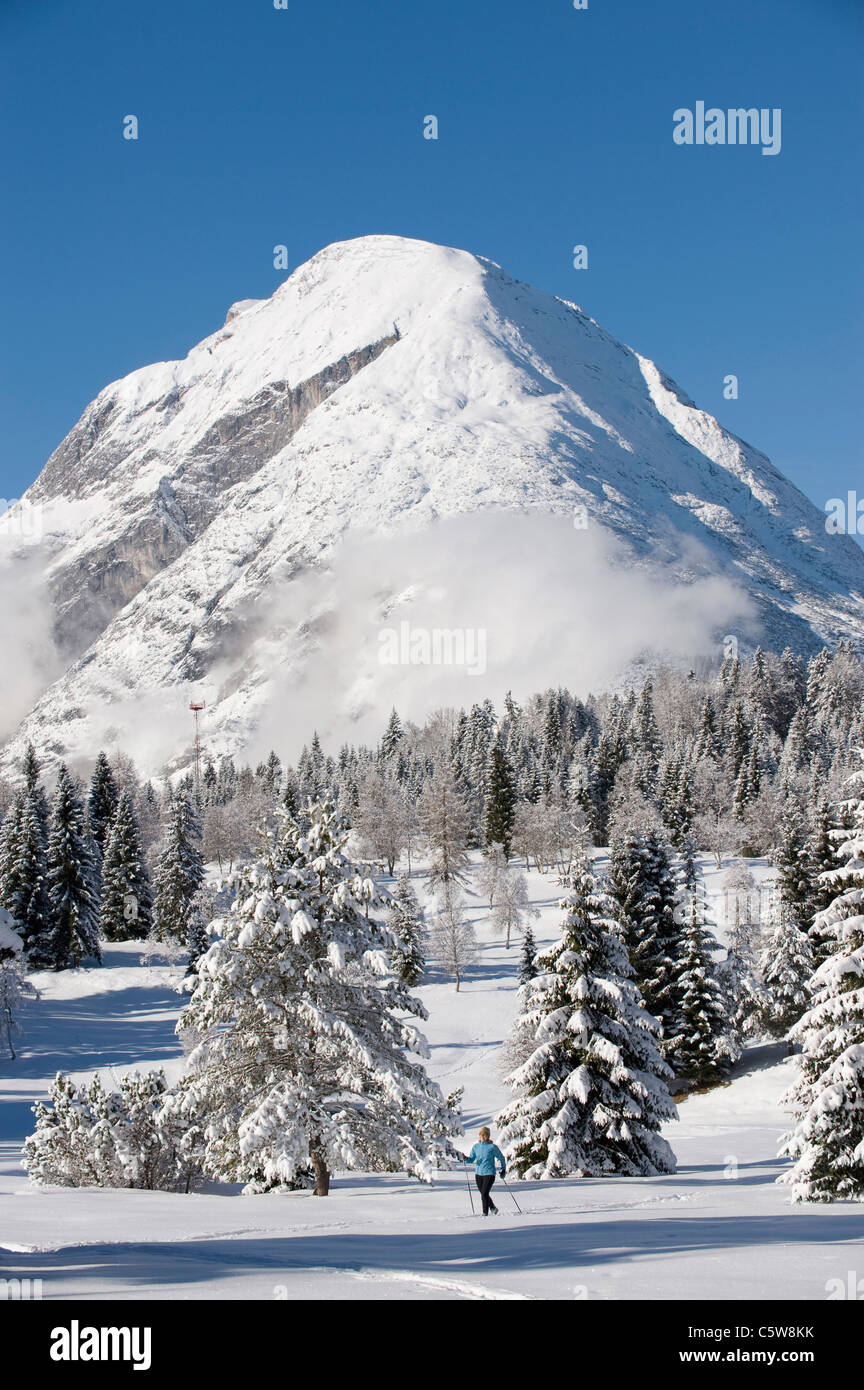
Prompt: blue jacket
<box><xmin>464</xmin><ymin>1141</ymin><xmax>506</xmax><ymax>1176</ymax></box>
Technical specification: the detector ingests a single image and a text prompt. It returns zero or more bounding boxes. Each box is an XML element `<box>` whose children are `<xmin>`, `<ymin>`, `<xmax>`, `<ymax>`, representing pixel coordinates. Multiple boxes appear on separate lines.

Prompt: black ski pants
<box><xmin>475</xmin><ymin>1173</ymin><xmax>498</xmax><ymax>1214</ymax></box>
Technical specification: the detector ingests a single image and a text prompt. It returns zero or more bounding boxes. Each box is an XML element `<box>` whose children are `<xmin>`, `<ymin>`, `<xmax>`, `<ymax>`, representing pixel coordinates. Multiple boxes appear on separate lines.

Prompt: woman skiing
<box><xmin>463</xmin><ymin>1126</ymin><xmax>507</xmax><ymax>1216</ymax></box>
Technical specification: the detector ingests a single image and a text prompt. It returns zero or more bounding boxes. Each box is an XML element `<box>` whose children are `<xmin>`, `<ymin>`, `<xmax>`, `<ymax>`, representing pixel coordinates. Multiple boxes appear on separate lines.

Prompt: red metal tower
<box><xmin>189</xmin><ymin>700</ymin><xmax>205</xmax><ymax>788</ymax></box>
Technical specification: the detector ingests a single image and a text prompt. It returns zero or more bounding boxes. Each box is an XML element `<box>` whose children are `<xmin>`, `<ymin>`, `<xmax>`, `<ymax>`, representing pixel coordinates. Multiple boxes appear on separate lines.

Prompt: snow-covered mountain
<box><xmin>1</xmin><ymin>234</ymin><xmax>862</xmax><ymax>777</ymax></box>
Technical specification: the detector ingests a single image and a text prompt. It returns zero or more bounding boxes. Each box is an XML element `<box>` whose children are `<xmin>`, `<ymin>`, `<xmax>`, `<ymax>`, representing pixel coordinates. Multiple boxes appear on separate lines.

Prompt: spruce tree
<box><xmin>726</xmin><ymin>700</ymin><xmax>751</xmax><ymax>780</ymax></box>
<box><xmin>497</xmin><ymin>861</ymin><xmax>677</xmax><ymax>1178</ymax></box>
<box><xmin>380</xmin><ymin>709</ymin><xmax>404</xmax><ymax>760</ymax></box>
<box><xmin>807</xmin><ymin>795</ymin><xmax>845</xmax><ymax>963</ymax></box>
<box><xmin>22</xmin><ymin>741</ymin><xmax>41</xmax><ymax>794</ymax></box>
<box><xmin>666</xmin><ymin>888</ymin><xmax>731</xmax><ymax>1088</ymax></box>
<box><xmin>757</xmin><ymin>909</ymin><xmax>814</xmax><ymax>1042</ymax></box>
<box><xmin>87</xmin><ymin>752</ymin><xmax>120</xmax><ymax>873</ymax></box>
<box><xmin>167</xmin><ymin>798</ymin><xmax>458</xmax><ymax>1194</ymax></box>
<box><xmin>152</xmin><ymin>794</ymin><xmax>205</xmax><ymax>952</ymax></box>
<box><xmin>483</xmin><ymin>743</ymin><xmax>516</xmax><ymax>858</ymax></box>
<box><xmin>46</xmin><ymin>767</ymin><xmax>101</xmax><ymax>969</ymax></box>
<box><xmin>775</xmin><ymin>801</ymin><xmax>815</xmax><ymax>934</ymax></box>
<box><xmin>0</xmin><ymin>783</ymin><xmax>52</xmax><ymax>966</ymax></box>
<box><xmin>518</xmin><ymin>921</ymin><xmax>538</xmax><ymax>984</ymax></box>
<box><xmin>608</xmin><ymin>827</ymin><xmax>681</xmax><ymax>1041</ymax></box>
<box><xmin>0</xmin><ymin>907</ymin><xmax>37</xmax><ymax>1058</ymax></box>
<box><xmin>779</xmin><ymin>757</ymin><xmax>864</xmax><ymax>1200</ymax></box>
<box><xmin>100</xmin><ymin>790</ymin><xmax>153</xmax><ymax>941</ymax></box>
<box><xmin>631</xmin><ymin>679</ymin><xmax>661</xmax><ymax>796</ymax></box>
<box><xmin>694</xmin><ymin>696</ymin><xmax>721</xmax><ymax>762</ymax></box>
<box><xmin>388</xmin><ymin>875</ymin><xmax>425</xmax><ymax>986</ymax></box>
<box><xmin>0</xmin><ymin>795</ymin><xmax>24</xmax><ymax>916</ymax></box>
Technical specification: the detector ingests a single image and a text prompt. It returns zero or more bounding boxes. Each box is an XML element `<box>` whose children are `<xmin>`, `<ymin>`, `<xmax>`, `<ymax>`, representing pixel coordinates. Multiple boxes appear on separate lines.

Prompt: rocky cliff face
<box><xmin>29</xmin><ymin>319</ymin><xmax>400</xmax><ymax>661</ymax></box>
<box><xmin>1</xmin><ymin>234</ymin><xmax>861</xmax><ymax>776</ymax></box>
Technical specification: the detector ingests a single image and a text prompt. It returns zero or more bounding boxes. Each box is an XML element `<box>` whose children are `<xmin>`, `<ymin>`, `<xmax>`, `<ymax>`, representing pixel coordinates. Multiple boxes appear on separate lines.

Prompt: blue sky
<box><xmin>0</xmin><ymin>0</ymin><xmax>860</xmax><ymax>526</ymax></box>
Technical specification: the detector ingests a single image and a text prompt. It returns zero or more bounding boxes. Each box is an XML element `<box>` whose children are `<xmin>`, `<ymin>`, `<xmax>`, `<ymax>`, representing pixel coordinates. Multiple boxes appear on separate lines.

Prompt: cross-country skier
<box><xmin>462</xmin><ymin>1127</ymin><xmax>507</xmax><ymax>1216</ymax></box>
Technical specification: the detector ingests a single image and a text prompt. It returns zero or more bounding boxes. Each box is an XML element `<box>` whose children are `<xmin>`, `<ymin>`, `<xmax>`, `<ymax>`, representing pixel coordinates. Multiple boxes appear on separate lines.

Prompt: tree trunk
<box><xmin>310</xmin><ymin>1143</ymin><xmax>330</xmax><ymax>1196</ymax></box>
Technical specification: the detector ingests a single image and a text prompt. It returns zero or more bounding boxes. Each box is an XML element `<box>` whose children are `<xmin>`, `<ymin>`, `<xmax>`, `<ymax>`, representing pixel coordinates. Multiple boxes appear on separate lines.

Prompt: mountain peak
<box><xmin>1</xmin><ymin>236</ymin><xmax>861</xmax><ymax>776</ymax></box>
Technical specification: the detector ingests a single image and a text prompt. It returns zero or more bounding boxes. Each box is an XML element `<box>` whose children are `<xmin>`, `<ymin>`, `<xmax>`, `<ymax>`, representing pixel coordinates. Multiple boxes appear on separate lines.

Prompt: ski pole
<box><xmin>463</xmin><ymin>1158</ymin><xmax>476</xmax><ymax>1215</ymax></box>
<box><xmin>500</xmin><ymin>1174</ymin><xmax>522</xmax><ymax>1214</ymax></box>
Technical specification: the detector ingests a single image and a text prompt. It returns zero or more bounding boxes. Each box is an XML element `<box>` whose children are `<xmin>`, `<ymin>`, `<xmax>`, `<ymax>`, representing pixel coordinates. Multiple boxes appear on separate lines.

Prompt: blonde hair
<box><xmin>479</xmin><ymin>1126</ymin><xmax>491</xmax><ymax>1140</ymax></box>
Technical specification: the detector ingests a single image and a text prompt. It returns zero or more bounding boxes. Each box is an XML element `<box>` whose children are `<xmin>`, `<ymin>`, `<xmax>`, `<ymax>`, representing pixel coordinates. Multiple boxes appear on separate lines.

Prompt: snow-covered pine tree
<box><xmin>23</xmin><ymin>1068</ymin><xmax>202</xmax><ymax>1191</ymax></box>
<box><xmin>151</xmin><ymin>794</ymin><xmax>205</xmax><ymax>952</ymax></box>
<box><xmin>779</xmin><ymin>755</ymin><xmax>864</xmax><ymax>1201</ymax></box>
<box><xmin>24</xmin><ymin>1072</ymin><xmax>114</xmax><ymax>1187</ymax></box>
<box><xmin>167</xmin><ymin>797</ymin><xmax>459</xmax><ymax>1194</ymax></box>
<box><xmin>388</xmin><ymin>874</ymin><xmax>425</xmax><ymax>986</ymax></box>
<box><xmin>0</xmin><ymin>780</ymin><xmax>53</xmax><ymax>967</ymax></box>
<box><xmin>694</xmin><ymin>696</ymin><xmax>722</xmax><ymax>762</ymax></box>
<box><xmin>0</xmin><ymin>793</ymin><xmax>22</xmax><ymax>887</ymax></box>
<box><xmin>666</xmin><ymin>886</ymin><xmax>732</xmax><ymax>1089</ymax></box>
<box><xmin>496</xmin><ymin>860</ymin><xmax>677</xmax><ymax>1178</ymax></box>
<box><xmin>483</xmin><ymin>742</ymin><xmax>516</xmax><ymax>858</ymax></box>
<box><xmin>757</xmin><ymin>907</ymin><xmax>814</xmax><ymax>1043</ymax></box>
<box><xmin>631</xmin><ymin>679</ymin><xmax>662</xmax><ymax>797</ymax></box>
<box><xmin>100</xmin><ymin>790</ymin><xmax>153</xmax><ymax>941</ymax></box>
<box><xmin>566</xmin><ymin>751</ymin><xmax>599</xmax><ymax>847</ymax></box>
<box><xmin>726</xmin><ymin>699</ymin><xmax>752</xmax><ymax>781</ymax></box>
<box><xmin>282</xmin><ymin>775</ymin><xmax>299</xmax><ymax>821</ymax></box>
<box><xmin>185</xmin><ymin>884</ymin><xmax>218</xmax><ymax>976</ymax></box>
<box><xmin>518</xmin><ymin>921</ymin><xmax>538</xmax><ymax>984</ymax></box>
<box><xmin>87</xmin><ymin>751</ymin><xmax>120</xmax><ymax>881</ymax></box>
<box><xmin>608</xmin><ymin>827</ymin><xmax>681</xmax><ymax>1043</ymax></box>
<box><xmin>380</xmin><ymin>708</ymin><xmax>404</xmax><ymax>760</ymax></box>
<box><xmin>660</xmin><ymin>752</ymin><xmax>693</xmax><ymax>851</ymax></box>
<box><xmin>807</xmin><ymin>795</ymin><xmax>847</xmax><ymax>964</ymax></box>
<box><xmin>0</xmin><ymin>907</ymin><xmax>37</xmax><ymax>1059</ymax></box>
<box><xmin>775</xmin><ymin>800</ymin><xmax>815</xmax><ymax>933</ymax></box>
<box><xmin>258</xmin><ymin>751</ymin><xmax>283</xmax><ymax>800</ymax></box>
<box><xmin>46</xmin><ymin>767</ymin><xmax>101</xmax><ymax>969</ymax></box>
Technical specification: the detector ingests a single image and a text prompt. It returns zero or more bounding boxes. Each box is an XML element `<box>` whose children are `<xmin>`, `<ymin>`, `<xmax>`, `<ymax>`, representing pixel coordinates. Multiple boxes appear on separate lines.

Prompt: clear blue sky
<box><xmin>0</xmin><ymin>0</ymin><xmax>860</xmax><ymax>524</ymax></box>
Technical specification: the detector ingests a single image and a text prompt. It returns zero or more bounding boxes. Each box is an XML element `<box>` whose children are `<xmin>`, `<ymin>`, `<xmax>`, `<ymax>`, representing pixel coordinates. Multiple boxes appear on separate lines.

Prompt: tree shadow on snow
<box><xmin>6</xmin><ymin>1205</ymin><xmax>864</xmax><ymax>1294</ymax></box>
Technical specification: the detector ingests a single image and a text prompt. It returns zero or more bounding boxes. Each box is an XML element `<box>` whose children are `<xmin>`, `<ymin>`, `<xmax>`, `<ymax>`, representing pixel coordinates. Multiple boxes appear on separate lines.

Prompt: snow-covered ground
<box><xmin>1</xmin><ymin>857</ymin><xmax>862</xmax><ymax>1301</ymax></box>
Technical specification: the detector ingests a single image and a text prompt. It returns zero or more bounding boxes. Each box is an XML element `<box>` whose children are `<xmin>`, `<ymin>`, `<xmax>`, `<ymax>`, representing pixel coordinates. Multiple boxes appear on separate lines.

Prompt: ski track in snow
<box><xmin>347</xmin><ymin>1268</ymin><xmax>533</xmax><ymax>1299</ymax></box>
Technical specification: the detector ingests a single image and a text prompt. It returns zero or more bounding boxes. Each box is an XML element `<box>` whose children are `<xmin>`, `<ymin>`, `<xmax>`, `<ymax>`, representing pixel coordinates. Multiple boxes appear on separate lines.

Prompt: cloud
<box><xmin>0</xmin><ymin>550</ymin><xmax>64</xmax><ymax>747</ymax></box>
<box><xmin>241</xmin><ymin>509</ymin><xmax>756</xmax><ymax>763</ymax></box>
<box><xmin>0</xmin><ymin>509</ymin><xmax>757</xmax><ymax>780</ymax></box>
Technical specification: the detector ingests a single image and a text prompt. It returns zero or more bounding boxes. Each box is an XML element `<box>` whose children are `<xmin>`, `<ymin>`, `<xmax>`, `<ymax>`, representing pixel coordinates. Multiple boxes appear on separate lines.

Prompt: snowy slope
<box><xmin>2</xmin><ymin>235</ymin><xmax>862</xmax><ymax>776</ymax></box>
<box><xmin>2</xmin><ymin>855</ymin><xmax>863</xmax><ymax>1302</ymax></box>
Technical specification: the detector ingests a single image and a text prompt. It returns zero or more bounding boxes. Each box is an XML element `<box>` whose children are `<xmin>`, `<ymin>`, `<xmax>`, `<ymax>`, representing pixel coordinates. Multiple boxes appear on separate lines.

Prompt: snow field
<box><xmin>1</xmin><ymin>854</ymin><xmax>862</xmax><ymax>1301</ymax></box>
